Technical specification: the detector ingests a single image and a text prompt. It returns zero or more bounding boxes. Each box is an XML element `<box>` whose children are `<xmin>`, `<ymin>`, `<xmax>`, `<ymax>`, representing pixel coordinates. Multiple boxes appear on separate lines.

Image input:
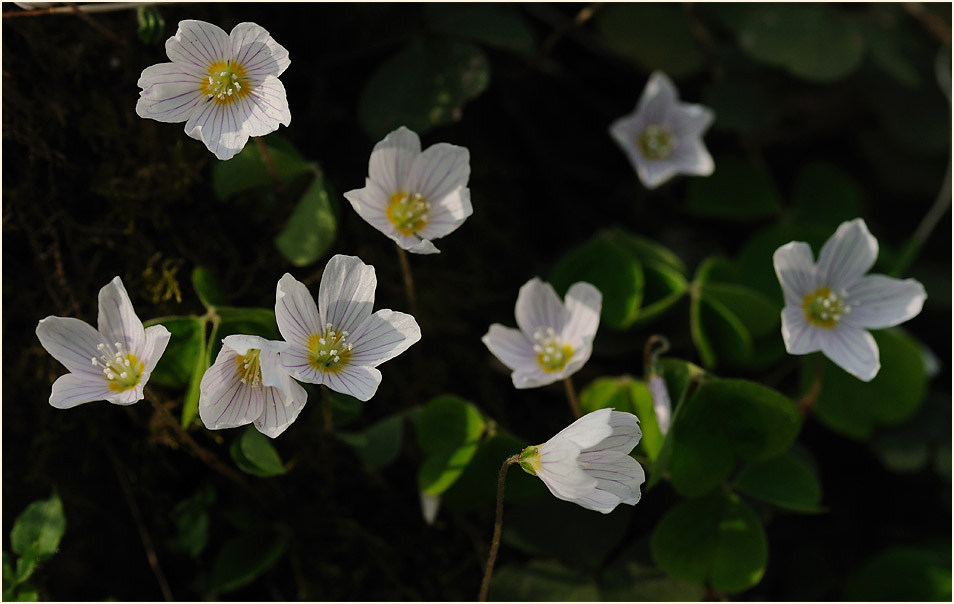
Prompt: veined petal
<box><xmin>584</xmin><ymin>410</ymin><xmax>641</xmax><ymax>455</ymax></box>
<box><xmin>536</xmin><ymin>436</ymin><xmax>597</xmax><ymax>500</ymax></box>
<box><xmin>166</xmin><ymin>20</ymin><xmax>231</xmax><ymax>71</ymax></box>
<box><xmin>550</xmin><ymin>408</ymin><xmax>615</xmax><ymax>450</ymax></box>
<box><xmin>512</xmin><ymin>365</ymin><xmax>563</xmax><ymax>389</ymax></box>
<box><xmin>561</xmin><ymin>282</ymin><xmax>602</xmax><ymax>344</ymax></box>
<box><xmin>514</xmin><ymin>278</ymin><xmax>566</xmax><ymax>339</ymax></box>
<box><xmin>142</xmin><ymin>324</ymin><xmax>171</xmax><ymax>375</ymax></box>
<box><xmin>407</xmin><ymin>143</ymin><xmax>470</xmax><ymax>204</ymax></box>
<box><xmin>817</xmin><ymin>218</ymin><xmax>878</xmax><ymax>290</ymax></box>
<box><xmin>369</xmin><ymin>126</ymin><xmax>421</xmax><ymax>194</ymax></box>
<box><xmin>781</xmin><ymin>305</ymin><xmax>824</xmax><ymax>355</ymax></box>
<box><xmin>774</xmin><ymin>242</ymin><xmax>818</xmax><ymax>305</ymax></box>
<box><xmin>482</xmin><ymin>324</ymin><xmax>535</xmax><ymax>372</ymax></box>
<box><xmin>97</xmin><ymin>277</ymin><xmax>146</xmax><ymax>358</ymax></box>
<box><xmin>184</xmin><ymin>96</ymin><xmax>251</xmax><ymax>161</ymax></box>
<box><xmin>254</xmin><ymin>379</ymin><xmax>307</xmax><ymax>439</ymax></box>
<box><xmin>135</xmin><ymin>63</ymin><xmax>206</xmax><ymax>124</ymax></box>
<box><xmin>323</xmin><ymin>364</ymin><xmax>382</xmax><ymax>402</ymax></box>
<box><xmin>348</xmin><ymin>309</ymin><xmax>421</xmax><ymax>367</ymax></box>
<box><xmin>275</xmin><ymin>273</ymin><xmax>323</xmax><ymax>349</ymax></box>
<box><xmin>318</xmin><ymin>255</ymin><xmax>377</xmax><ymax>335</ymax></box>
<box><xmin>577</xmin><ymin>449</ymin><xmax>645</xmax><ymax>510</ymax></box>
<box><xmin>235</xmin><ymin>76</ymin><xmax>291</xmax><ymax>137</ymax></box>
<box><xmin>199</xmin><ymin>347</ymin><xmax>265</xmax><ymax>430</ymax></box>
<box><xmin>561</xmin><ymin>343</ymin><xmax>592</xmax><ymax>379</ymax></box>
<box><xmin>820</xmin><ymin>325</ymin><xmax>880</xmax><ymax>382</ymax></box>
<box><xmin>49</xmin><ymin>373</ymin><xmax>112</xmax><ymax>409</ymax></box>
<box><xmin>105</xmin><ymin>385</ymin><xmax>145</xmax><ymax>406</ymax></box>
<box><xmin>279</xmin><ymin>344</ymin><xmax>324</xmax><ymax>385</ymax></box>
<box><xmin>36</xmin><ymin>316</ymin><xmax>105</xmax><ymax>377</ymax></box>
<box><xmin>844</xmin><ymin>275</ymin><xmax>927</xmax><ymax>329</ymax></box>
<box><xmin>230</xmin><ymin>22</ymin><xmax>290</xmax><ymax>79</ymax></box>
<box><xmin>415</xmin><ymin>187</ymin><xmax>472</xmax><ymax>241</ymax></box>
<box><xmin>571</xmin><ymin>487</ymin><xmax>627</xmax><ymax>514</ymax></box>
<box><xmin>222</xmin><ymin>334</ymin><xmax>271</xmax><ymax>356</ymax></box>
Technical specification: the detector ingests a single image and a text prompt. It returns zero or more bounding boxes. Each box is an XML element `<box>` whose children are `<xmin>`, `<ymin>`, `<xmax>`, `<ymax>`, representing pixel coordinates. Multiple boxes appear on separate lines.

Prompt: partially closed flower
<box><xmin>136</xmin><ymin>20</ymin><xmax>291</xmax><ymax>161</ymax></box>
<box><xmin>35</xmin><ymin>277</ymin><xmax>171</xmax><ymax>408</ymax></box>
<box><xmin>344</xmin><ymin>126</ymin><xmax>472</xmax><ymax>254</ymax></box>
<box><xmin>773</xmin><ymin>218</ymin><xmax>927</xmax><ymax>381</ymax></box>
<box><xmin>275</xmin><ymin>255</ymin><xmax>422</xmax><ymax>401</ymax></box>
<box><xmin>519</xmin><ymin>408</ymin><xmax>645</xmax><ymax>514</ymax></box>
<box><xmin>482</xmin><ymin>278</ymin><xmax>601</xmax><ymax>389</ymax></box>
<box><xmin>199</xmin><ymin>334</ymin><xmax>307</xmax><ymax>438</ymax></box>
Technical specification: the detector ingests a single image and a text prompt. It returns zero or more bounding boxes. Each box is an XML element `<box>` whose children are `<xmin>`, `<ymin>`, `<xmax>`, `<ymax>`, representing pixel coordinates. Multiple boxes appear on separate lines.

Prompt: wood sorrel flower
<box><xmin>343</xmin><ymin>126</ymin><xmax>472</xmax><ymax>254</ymax></box>
<box><xmin>482</xmin><ymin>278</ymin><xmax>601</xmax><ymax>389</ymax></box>
<box><xmin>519</xmin><ymin>408</ymin><xmax>645</xmax><ymax>514</ymax></box>
<box><xmin>136</xmin><ymin>20</ymin><xmax>291</xmax><ymax>161</ymax></box>
<box><xmin>198</xmin><ymin>335</ymin><xmax>307</xmax><ymax>438</ymax></box>
<box><xmin>35</xmin><ymin>277</ymin><xmax>171</xmax><ymax>409</ymax></box>
<box><xmin>774</xmin><ymin>218</ymin><xmax>927</xmax><ymax>382</ymax></box>
<box><xmin>609</xmin><ymin>71</ymin><xmax>714</xmax><ymax>189</ymax></box>
<box><xmin>275</xmin><ymin>255</ymin><xmax>422</xmax><ymax>401</ymax></box>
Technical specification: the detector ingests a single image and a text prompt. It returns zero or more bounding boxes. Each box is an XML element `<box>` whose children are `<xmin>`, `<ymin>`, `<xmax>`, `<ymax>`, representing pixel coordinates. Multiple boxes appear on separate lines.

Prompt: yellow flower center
<box><xmin>802</xmin><ymin>286</ymin><xmax>851</xmax><ymax>329</ymax></box>
<box><xmin>91</xmin><ymin>342</ymin><xmax>145</xmax><ymax>392</ymax></box>
<box><xmin>307</xmin><ymin>323</ymin><xmax>353</xmax><ymax>374</ymax></box>
<box><xmin>532</xmin><ymin>327</ymin><xmax>574</xmax><ymax>373</ymax></box>
<box><xmin>386</xmin><ymin>192</ymin><xmax>430</xmax><ymax>235</ymax></box>
<box><xmin>235</xmin><ymin>349</ymin><xmax>263</xmax><ymax>387</ymax></box>
<box><xmin>201</xmin><ymin>60</ymin><xmax>249</xmax><ymax>105</ymax></box>
<box><xmin>638</xmin><ymin>124</ymin><xmax>674</xmax><ymax>160</ymax></box>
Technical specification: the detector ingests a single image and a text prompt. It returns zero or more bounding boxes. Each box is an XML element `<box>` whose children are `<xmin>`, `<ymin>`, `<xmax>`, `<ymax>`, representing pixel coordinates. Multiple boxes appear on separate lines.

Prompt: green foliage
<box><xmin>3</xmin><ymin>492</ymin><xmax>66</xmax><ymax>600</ymax></box>
<box><xmin>191</xmin><ymin>266</ymin><xmax>225</xmax><ymax>309</ymax></box>
<box><xmin>136</xmin><ymin>5</ymin><xmax>166</xmax><ymax>45</ymax></box>
<box><xmin>734</xmin><ymin>451</ymin><xmax>824</xmax><ymax>513</ymax></box>
<box><xmin>423</xmin><ymin>4</ymin><xmax>535</xmax><ymax>53</ymax></box>
<box><xmin>685</xmin><ymin>157</ymin><xmax>782</xmax><ymax>220</ymax></box>
<box><xmin>337</xmin><ymin>414</ymin><xmax>405</xmax><ymax>468</ymax></box>
<box><xmin>790</xmin><ymin>163</ymin><xmax>865</xmax><ymax>230</ymax></box>
<box><xmin>167</xmin><ymin>485</ymin><xmax>216</xmax><ymax>558</ymax></box>
<box><xmin>651</xmin><ymin>491</ymin><xmax>767</xmax><ymax>593</ymax></box>
<box><xmin>146</xmin><ymin>316</ymin><xmax>205</xmax><ymax>388</ymax></box>
<box><xmin>208</xmin><ymin>528</ymin><xmax>288</xmax><ymax>595</ymax></box>
<box><xmin>230</xmin><ymin>426</ymin><xmax>287</xmax><ymax>477</ymax></box>
<box><xmin>211</xmin><ymin>134</ymin><xmax>312</xmax><ymax>200</ymax></box>
<box><xmin>579</xmin><ymin>376</ymin><xmax>664</xmax><ymax>460</ymax></box>
<box><xmin>358</xmin><ymin>37</ymin><xmax>490</xmax><ymax>140</ymax></box>
<box><xmin>845</xmin><ymin>545</ymin><xmax>952</xmax><ymax>601</ymax></box>
<box><xmin>274</xmin><ymin>170</ymin><xmax>339</xmax><ymax>267</ymax></box>
<box><xmin>415</xmin><ymin>394</ymin><xmax>487</xmax><ymax>495</ymax></box>
<box><xmin>550</xmin><ymin>232</ymin><xmax>644</xmax><ymax>330</ymax></box>
<box><xmin>601</xmin><ymin>545</ymin><xmax>706</xmax><ymax>601</ymax></box>
<box><xmin>605</xmin><ymin>229</ymin><xmax>690</xmax><ymax>325</ymax></box>
<box><xmin>809</xmin><ymin>329</ymin><xmax>928</xmax><ymax>440</ymax></box>
<box><xmin>489</xmin><ymin>560</ymin><xmax>599</xmax><ymax>601</ymax></box>
<box><xmin>216</xmin><ymin>307</ymin><xmax>281</xmax><ymax>342</ymax></box>
<box><xmin>595</xmin><ymin>3</ymin><xmax>704</xmax><ymax>78</ymax></box>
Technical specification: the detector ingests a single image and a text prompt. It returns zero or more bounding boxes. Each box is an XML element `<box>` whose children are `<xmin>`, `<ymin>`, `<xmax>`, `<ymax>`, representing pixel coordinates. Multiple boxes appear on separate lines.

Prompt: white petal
<box><xmin>514</xmin><ymin>278</ymin><xmax>566</xmax><ymax>339</ymax></box>
<box><xmin>577</xmin><ymin>449</ymin><xmax>645</xmax><ymax>511</ymax></box>
<box><xmin>512</xmin><ymin>365</ymin><xmax>563</xmax><ymax>389</ymax></box>
<box><xmin>404</xmin><ymin>238</ymin><xmax>441</xmax><ymax>255</ymax></box>
<box><xmin>183</xmin><ymin>96</ymin><xmax>251</xmax><ymax>161</ymax></box>
<box><xmin>198</xmin><ymin>347</ymin><xmax>264</xmax><ymax>430</ymax></box>
<box><xmin>97</xmin><ymin>276</ymin><xmax>146</xmax><ymax>357</ymax></box>
<box><xmin>550</xmin><ymin>408</ymin><xmax>615</xmax><ymax>450</ymax></box>
<box><xmin>135</xmin><ymin>63</ymin><xmax>206</xmax><ymax>124</ymax></box>
<box><xmin>609</xmin><ymin>113</ymin><xmax>678</xmax><ymax>190</ymax></box>
<box><xmin>369</xmin><ymin>126</ymin><xmax>421</xmax><ymax>194</ymax></box>
<box><xmin>165</xmin><ymin>20</ymin><xmax>230</xmax><ymax>70</ymax></box>
<box><xmin>636</xmin><ymin>155</ymin><xmax>680</xmax><ymax>190</ymax></box>
<box><xmin>817</xmin><ymin>218</ymin><xmax>878</xmax><ymax>290</ymax></box>
<box><xmin>414</xmin><ymin>187</ymin><xmax>472</xmax><ymax>241</ymax></box>
<box><xmin>235</xmin><ymin>76</ymin><xmax>291</xmax><ymax>137</ymax></box>
<box><xmin>348</xmin><ymin>309</ymin><xmax>421</xmax><ymax>367</ymax></box>
<box><xmin>648</xmin><ymin>375</ymin><xmax>672</xmax><ymax>435</ymax></box>
<box><xmin>106</xmin><ymin>385</ymin><xmax>145</xmax><ymax>406</ymax></box>
<box><xmin>49</xmin><ymin>373</ymin><xmax>112</xmax><ymax>409</ymax></box>
<box><xmin>420</xmin><ymin>491</ymin><xmax>441</xmax><ymax>525</ymax></box>
<box><xmin>406</xmin><ymin>143</ymin><xmax>470</xmax><ymax>204</ymax></box>
<box><xmin>222</xmin><ymin>334</ymin><xmax>270</xmax><ymax>355</ymax></box>
<box><xmin>773</xmin><ymin>242</ymin><xmax>818</xmax><ymax>305</ymax></box>
<box><xmin>561</xmin><ymin>282</ymin><xmax>602</xmax><ymax>344</ymax></box>
<box><xmin>279</xmin><ymin>344</ymin><xmax>323</xmax><ymax>385</ymax></box>
<box><xmin>318</xmin><ymin>255</ymin><xmax>377</xmax><ymax>335</ymax></box>
<box><xmin>569</xmin><ymin>487</ymin><xmax>626</xmax><ymax>514</ymax></box>
<box><xmin>561</xmin><ymin>345</ymin><xmax>592</xmax><ymax>379</ymax></box>
<box><xmin>257</xmin><ymin>347</ymin><xmax>290</xmax><ymax>393</ymax></box>
<box><xmin>482</xmin><ymin>324</ymin><xmax>535</xmax><ymax>372</ymax></box>
<box><xmin>780</xmin><ymin>306</ymin><xmax>824</xmax><ymax>355</ymax></box>
<box><xmin>636</xmin><ymin>71</ymin><xmax>680</xmax><ymax>122</ymax></box>
<box><xmin>843</xmin><ymin>275</ymin><xmax>927</xmax><ymax>329</ymax></box>
<box><xmin>584</xmin><ymin>411</ymin><xmax>641</xmax><ymax>455</ymax></box>
<box><xmin>323</xmin><ymin>365</ymin><xmax>382</xmax><ymax>402</ymax></box>
<box><xmin>536</xmin><ymin>436</ymin><xmax>597</xmax><ymax>501</ymax></box>
<box><xmin>141</xmin><ymin>324</ymin><xmax>171</xmax><ymax>375</ymax></box>
<box><xmin>230</xmin><ymin>22</ymin><xmax>290</xmax><ymax>79</ymax></box>
<box><xmin>671</xmin><ymin>103</ymin><xmax>715</xmax><ymax>139</ymax></box>
<box><xmin>36</xmin><ymin>316</ymin><xmax>105</xmax><ymax>377</ymax></box>
<box><xmin>668</xmin><ymin>134</ymin><xmax>714</xmax><ymax>178</ymax></box>
<box><xmin>254</xmin><ymin>379</ymin><xmax>307</xmax><ymax>438</ymax></box>
<box><xmin>820</xmin><ymin>325</ymin><xmax>881</xmax><ymax>382</ymax></box>
<box><xmin>275</xmin><ymin>273</ymin><xmax>322</xmax><ymax>348</ymax></box>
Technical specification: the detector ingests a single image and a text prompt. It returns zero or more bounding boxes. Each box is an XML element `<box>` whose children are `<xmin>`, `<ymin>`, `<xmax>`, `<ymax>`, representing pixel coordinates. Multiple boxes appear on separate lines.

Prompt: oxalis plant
<box><xmin>6</xmin><ymin>3</ymin><xmax>951</xmax><ymax>602</ymax></box>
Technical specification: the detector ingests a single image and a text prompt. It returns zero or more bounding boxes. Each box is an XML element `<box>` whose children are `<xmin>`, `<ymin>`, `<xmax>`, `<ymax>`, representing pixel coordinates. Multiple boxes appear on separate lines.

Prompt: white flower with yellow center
<box><xmin>35</xmin><ymin>277</ymin><xmax>171</xmax><ymax>409</ymax></box>
<box><xmin>275</xmin><ymin>255</ymin><xmax>422</xmax><ymax>401</ymax></box>
<box><xmin>198</xmin><ymin>335</ymin><xmax>307</xmax><ymax>438</ymax></box>
<box><xmin>609</xmin><ymin>71</ymin><xmax>714</xmax><ymax>189</ymax></box>
<box><xmin>482</xmin><ymin>278</ymin><xmax>601</xmax><ymax>389</ymax></box>
<box><xmin>136</xmin><ymin>20</ymin><xmax>291</xmax><ymax>161</ymax></box>
<box><xmin>343</xmin><ymin>126</ymin><xmax>472</xmax><ymax>254</ymax></box>
<box><xmin>519</xmin><ymin>408</ymin><xmax>645</xmax><ymax>514</ymax></box>
<box><xmin>774</xmin><ymin>218</ymin><xmax>927</xmax><ymax>382</ymax></box>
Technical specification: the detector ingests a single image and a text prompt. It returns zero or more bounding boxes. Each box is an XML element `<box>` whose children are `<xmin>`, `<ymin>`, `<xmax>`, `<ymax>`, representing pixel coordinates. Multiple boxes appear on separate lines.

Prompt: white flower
<box><xmin>648</xmin><ymin>373</ymin><xmax>672</xmax><ymax>435</ymax></box>
<box><xmin>35</xmin><ymin>277</ymin><xmax>171</xmax><ymax>409</ymax></box>
<box><xmin>275</xmin><ymin>255</ymin><xmax>422</xmax><ymax>401</ymax></box>
<box><xmin>773</xmin><ymin>218</ymin><xmax>927</xmax><ymax>382</ymax></box>
<box><xmin>609</xmin><ymin>71</ymin><xmax>714</xmax><ymax>189</ymax></box>
<box><xmin>136</xmin><ymin>20</ymin><xmax>291</xmax><ymax>161</ymax></box>
<box><xmin>482</xmin><ymin>278</ymin><xmax>601</xmax><ymax>389</ymax></box>
<box><xmin>198</xmin><ymin>334</ymin><xmax>307</xmax><ymax>438</ymax></box>
<box><xmin>519</xmin><ymin>408</ymin><xmax>645</xmax><ymax>514</ymax></box>
<box><xmin>343</xmin><ymin>126</ymin><xmax>472</xmax><ymax>254</ymax></box>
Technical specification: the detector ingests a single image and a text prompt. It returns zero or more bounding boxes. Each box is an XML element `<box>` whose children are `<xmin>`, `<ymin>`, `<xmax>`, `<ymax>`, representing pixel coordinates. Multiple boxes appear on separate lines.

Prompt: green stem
<box><xmin>797</xmin><ymin>353</ymin><xmax>824</xmax><ymax>417</ymax></box>
<box><xmin>890</xmin><ymin>157</ymin><xmax>951</xmax><ymax>277</ymax></box>
<box><xmin>477</xmin><ymin>454</ymin><xmax>520</xmax><ymax>602</ymax></box>
<box><xmin>395</xmin><ymin>243</ymin><xmax>419</xmax><ymax>317</ymax></box>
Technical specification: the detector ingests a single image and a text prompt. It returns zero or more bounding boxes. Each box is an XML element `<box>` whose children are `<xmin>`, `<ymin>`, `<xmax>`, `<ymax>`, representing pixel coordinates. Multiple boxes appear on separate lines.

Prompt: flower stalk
<box><xmin>477</xmin><ymin>454</ymin><xmax>520</xmax><ymax>602</ymax></box>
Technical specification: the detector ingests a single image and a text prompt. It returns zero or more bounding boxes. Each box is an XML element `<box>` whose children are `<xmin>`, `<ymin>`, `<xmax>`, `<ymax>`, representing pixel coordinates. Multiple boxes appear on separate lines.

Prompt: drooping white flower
<box><xmin>136</xmin><ymin>20</ymin><xmax>291</xmax><ymax>161</ymax></box>
<box><xmin>609</xmin><ymin>71</ymin><xmax>714</xmax><ymax>189</ymax></box>
<box><xmin>198</xmin><ymin>334</ymin><xmax>307</xmax><ymax>438</ymax></box>
<box><xmin>35</xmin><ymin>277</ymin><xmax>171</xmax><ymax>409</ymax></box>
<box><xmin>482</xmin><ymin>278</ymin><xmax>601</xmax><ymax>389</ymax></box>
<box><xmin>519</xmin><ymin>408</ymin><xmax>645</xmax><ymax>514</ymax></box>
<box><xmin>343</xmin><ymin>126</ymin><xmax>472</xmax><ymax>254</ymax></box>
<box><xmin>647</xmin><ymin>373</ymin><xmax>672</xmax><ymax>435</ymax></box>
<box><xmin>773</xmin><ymin>218</ymin><xmax>927</xmax><ymax>382</ymax></box>
<box><xmin>275</xmin><ymin>255</ymin><xmax>422</xmax><ymax>401</ymax></box>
